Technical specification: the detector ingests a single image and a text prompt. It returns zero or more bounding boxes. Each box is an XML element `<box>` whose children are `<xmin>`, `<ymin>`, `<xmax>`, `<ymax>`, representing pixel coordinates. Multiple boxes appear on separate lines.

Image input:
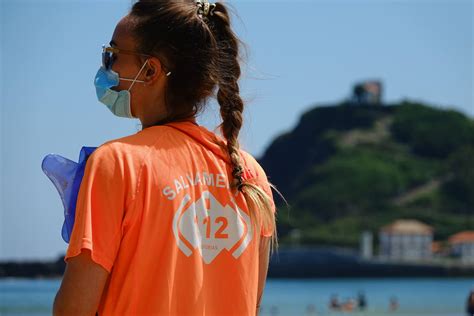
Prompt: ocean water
<box><xmin>0</xmin><ymin>277</ymin><xmax>472</xmax><ymax>316</ymax></box>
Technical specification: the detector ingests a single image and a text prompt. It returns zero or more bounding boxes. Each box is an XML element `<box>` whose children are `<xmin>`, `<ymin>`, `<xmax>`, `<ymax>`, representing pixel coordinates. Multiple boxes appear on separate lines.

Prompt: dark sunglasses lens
<box><xmin>102</xmin><ymin>51</ymin><xmax>112</xmax><ymax>69</ymax></box>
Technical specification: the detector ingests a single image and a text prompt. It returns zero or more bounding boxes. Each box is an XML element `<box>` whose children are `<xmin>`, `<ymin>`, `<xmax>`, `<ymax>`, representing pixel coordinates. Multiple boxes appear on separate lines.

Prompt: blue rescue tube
<box><xmin>41</xmin><ymin>146</ymin><xmax>98</xmax><ymax>243</ymax></box>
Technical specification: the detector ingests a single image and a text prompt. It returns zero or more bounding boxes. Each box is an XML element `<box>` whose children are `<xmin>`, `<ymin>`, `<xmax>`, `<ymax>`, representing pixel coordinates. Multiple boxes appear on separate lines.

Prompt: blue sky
<box><xmin>1</xmin><ymin>0</ymin><xmax>472</xmax><ymax>261</ymax></box>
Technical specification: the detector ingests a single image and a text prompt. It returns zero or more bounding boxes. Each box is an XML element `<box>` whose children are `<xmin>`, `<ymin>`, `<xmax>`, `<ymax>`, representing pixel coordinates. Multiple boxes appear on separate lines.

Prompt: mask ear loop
<box><xmin>126</xmin><ymin>59</ymin><xmax>149</xmax><ymax>91</ymax></box>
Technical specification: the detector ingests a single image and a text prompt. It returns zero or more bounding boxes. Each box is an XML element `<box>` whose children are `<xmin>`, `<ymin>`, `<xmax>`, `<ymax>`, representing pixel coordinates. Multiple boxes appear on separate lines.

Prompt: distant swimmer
<box><xmin>341</xmin><ymin>297</ymin><xmax>356</xmax><ymax>312</ymax></box>
<box><xmin>467</xmin><ymin>288</ymin><xmax>474</xmax><ymax>316</ymax></box>
<box><xmin>329</xmin><ymin>294</ymin><xmax>341</xmax><ymax>310</ymax></box>
<box><xmin>389</xmin><ymin>296</ymin><xmax>399</xmax><ymax>312</ymax></box>
<box><xmin>357</xmin><ymin>290</ymin><xmax>367</xmax><ymax>310</ymax></box>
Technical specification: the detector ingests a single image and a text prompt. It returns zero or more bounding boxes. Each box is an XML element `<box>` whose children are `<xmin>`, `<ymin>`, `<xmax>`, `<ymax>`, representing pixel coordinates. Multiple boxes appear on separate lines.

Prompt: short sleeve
<box><xmin>258</xmin><ymin>174</ymin><xmax>277</xmax><ymax>238</ymax></box>
<box><xmin>240</xmin><ymin>151</ymin><xmax>277</xmax><ymax>237</ymax></box>
<box><xmin>64</xmin><ymin>144</ymin><xmax>128</xmax><ymax>273</ymax></box>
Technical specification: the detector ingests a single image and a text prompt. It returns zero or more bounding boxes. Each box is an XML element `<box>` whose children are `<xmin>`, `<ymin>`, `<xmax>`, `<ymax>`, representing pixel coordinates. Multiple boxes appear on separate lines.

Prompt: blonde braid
<box><xmin>207</xmin><ymin>2</ymin><xmax>280</xmax><ymax>253</ymax></box>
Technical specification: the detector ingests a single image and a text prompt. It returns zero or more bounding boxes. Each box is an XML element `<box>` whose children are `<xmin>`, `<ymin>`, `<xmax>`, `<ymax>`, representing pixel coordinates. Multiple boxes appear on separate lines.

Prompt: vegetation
<box><xmin>259</xmin><ymin>100</ymin><xmax>474</xmax><ymax>247</ymax></box>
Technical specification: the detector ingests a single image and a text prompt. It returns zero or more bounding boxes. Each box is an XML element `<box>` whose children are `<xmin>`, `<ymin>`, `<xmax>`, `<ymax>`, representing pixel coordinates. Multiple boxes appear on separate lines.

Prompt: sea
<box><xmin>0</xmin><ymin>277</ymin><xmax>473</xmax><ymax>316</ymax></box>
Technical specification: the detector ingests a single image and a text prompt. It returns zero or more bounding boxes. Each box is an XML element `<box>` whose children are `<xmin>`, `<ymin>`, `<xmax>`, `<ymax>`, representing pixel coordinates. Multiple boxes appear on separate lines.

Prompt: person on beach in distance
<box><xmin>357</xmin><ymin>290</ymin><xmax>367</xmax><ymax>311</ymax></box>
<box><xmin>52</xmin><ymin>1</ymin><xmax>281</xmax><ymax>315</ymax></box>
<box><xmin>329</xmin><ymin>294</ymin><xmax>341</xmax><ymax>310</ymax></box>
<box><xmin>467</xmin><ymin>288</ymin><xmax>474</xmax><ymax>316</ymax></box>
<box><xmin>389</xmin><ymin>296</ymin><xmax>399</xmax><ymax>312</ymax></box>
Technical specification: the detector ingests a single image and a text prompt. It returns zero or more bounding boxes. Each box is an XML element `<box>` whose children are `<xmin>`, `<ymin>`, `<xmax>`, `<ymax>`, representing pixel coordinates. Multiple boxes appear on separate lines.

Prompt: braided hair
<box><xmin>129</xmin><ymin>0</ymin><xmax>285</xmax><ymax>252</ymax></box>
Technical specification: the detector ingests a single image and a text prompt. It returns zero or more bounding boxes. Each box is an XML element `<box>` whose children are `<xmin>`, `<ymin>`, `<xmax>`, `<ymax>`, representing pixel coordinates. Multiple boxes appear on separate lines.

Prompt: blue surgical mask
<box><xmin>93</xmin><ymin>59</ymin><xmax>149</xmax><ymax>118</ymax></box>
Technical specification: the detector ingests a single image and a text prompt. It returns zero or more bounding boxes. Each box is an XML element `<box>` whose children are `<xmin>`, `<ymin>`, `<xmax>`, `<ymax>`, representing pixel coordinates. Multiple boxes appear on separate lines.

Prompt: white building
<box><xmin>449</xmin><ymin>231</ymin><xmax>474</xmax><ymax>264</ymax></box>
<box><xmin>379</xmin><ymin>219</ymin><xmax>433</xmax><ymax>261</ymax></box>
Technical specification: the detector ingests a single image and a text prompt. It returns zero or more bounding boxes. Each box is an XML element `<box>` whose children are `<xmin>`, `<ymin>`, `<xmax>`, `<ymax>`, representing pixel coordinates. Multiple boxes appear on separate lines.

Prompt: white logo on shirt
<box><xmin>172</xmin><ymin>191</ymin><xmax>253</xmax><ymax>264</ymax></box>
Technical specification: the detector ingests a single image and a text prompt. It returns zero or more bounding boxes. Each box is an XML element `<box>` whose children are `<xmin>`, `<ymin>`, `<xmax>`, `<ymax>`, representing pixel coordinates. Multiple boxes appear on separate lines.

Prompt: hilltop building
<box><xmin>350</xmin><ymin>80</ymin><xmax>383</xmax><ymax>105</ymax></box>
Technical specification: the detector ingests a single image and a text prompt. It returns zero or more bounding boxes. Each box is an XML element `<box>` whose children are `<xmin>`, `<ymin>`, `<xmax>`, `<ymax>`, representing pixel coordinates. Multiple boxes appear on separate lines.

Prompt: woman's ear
<box><xmin>144</xmin><ymin>57</ymin><xmax>164</xmax><ymax>84</ymax></box>
<box><xmin>146</xmin><ymin>66</ymin><xmax>154</xmax><ymax>76</ymax></box>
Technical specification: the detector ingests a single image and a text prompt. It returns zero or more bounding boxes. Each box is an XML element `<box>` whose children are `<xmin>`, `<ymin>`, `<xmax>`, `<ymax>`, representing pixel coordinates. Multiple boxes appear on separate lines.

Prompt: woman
<box><xmin>52</xmin><ymin>1</ymin><xmax>280</xmax><ymax>315</ymax></box>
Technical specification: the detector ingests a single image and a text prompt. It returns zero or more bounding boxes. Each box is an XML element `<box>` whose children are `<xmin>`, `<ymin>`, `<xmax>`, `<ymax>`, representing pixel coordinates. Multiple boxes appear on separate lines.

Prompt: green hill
<box><xmin>259</xmin><ymin>100</ymin><xmax>474</xmax><ymax>247</ymax></box>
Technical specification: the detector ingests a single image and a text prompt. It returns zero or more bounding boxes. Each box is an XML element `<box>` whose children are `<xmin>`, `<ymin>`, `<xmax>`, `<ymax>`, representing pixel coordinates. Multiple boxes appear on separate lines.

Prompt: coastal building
<box><xmin>379</xmin><ymin>219</ymin><xmax>433</xmax><ymax>261</ymax></box>
<box><xmin>449</xmin><ymin>231</ymin><xmax>474</xmax><ymax>264</ymax></box>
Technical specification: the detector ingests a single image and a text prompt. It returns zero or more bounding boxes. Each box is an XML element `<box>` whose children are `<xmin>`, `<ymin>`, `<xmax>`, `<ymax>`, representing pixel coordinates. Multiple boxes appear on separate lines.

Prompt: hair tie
<box><xmin>232</xmin><ymin>165</ymin><xmax>243</xmax><ymax>178</ymax></box>
<box><xmin>195</xmin><ymin>0</ymin><xmax>216</xmax><ymax>19</ymax></box>
<box><xmin>231</xmin><ymin>165</ymin><xmax>244</xmax><ymax>192</ymax></box>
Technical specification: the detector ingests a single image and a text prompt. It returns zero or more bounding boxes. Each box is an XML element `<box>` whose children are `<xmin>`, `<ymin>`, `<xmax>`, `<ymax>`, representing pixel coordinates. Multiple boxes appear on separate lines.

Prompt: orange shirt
<box><xmin>64</xmin><ymin>119</ymin><xmax>276</xmax><ymax>316</ymax></box>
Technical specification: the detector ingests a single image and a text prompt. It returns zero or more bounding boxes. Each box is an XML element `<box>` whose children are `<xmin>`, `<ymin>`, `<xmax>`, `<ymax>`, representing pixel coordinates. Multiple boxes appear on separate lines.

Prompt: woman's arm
<box><xmin>53</xmin><ymin>249</ymin><xmax>109</xmax><ymax>316</ymax></box>
<box><xmin>256</xmin><ymin>236</ymin><xmax>271</xmax><ymax>316</ymax></box>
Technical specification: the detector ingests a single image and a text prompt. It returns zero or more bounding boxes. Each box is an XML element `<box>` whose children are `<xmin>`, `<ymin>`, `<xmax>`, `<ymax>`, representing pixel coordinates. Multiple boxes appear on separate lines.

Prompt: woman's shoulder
<box><xmin>97</xmin><ymin>126</ymin><xmax>174</xmax><ymax>154</ymax></box>
<box><xmin>238</xmin><ymin>149</ymin><xmax>270</xmax><ymax>183</ymax></box>
<box><xmin>105</xmin><ymin>127</ymin><xmax>171</xmax><ymax>147</ymax></box>
<box><xmin>239</xmin><ymin>149</ymin><xmax>276</xmax><ymax>209</ymax></box>
<box><xmin>89</xmin><ymin>129</ymin><xmax>166</xmax><ymax>168</ymax></box>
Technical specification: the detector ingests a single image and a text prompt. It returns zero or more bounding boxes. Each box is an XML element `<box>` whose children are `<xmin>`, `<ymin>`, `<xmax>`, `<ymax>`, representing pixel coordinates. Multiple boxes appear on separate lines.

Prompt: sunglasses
<box><xmin>101</xmin><ymin>44</ymin><xmax>152</xmax><ymax>70</ymax></box>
